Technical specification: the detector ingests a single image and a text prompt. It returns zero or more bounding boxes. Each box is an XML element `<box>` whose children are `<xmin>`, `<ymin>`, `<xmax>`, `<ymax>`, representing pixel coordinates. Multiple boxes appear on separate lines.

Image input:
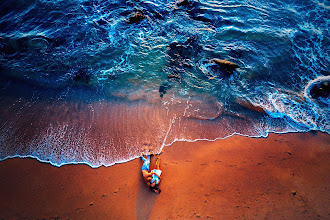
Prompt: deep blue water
<box><xmin>0</xmin><ymin>0</ymin><xmax>329</xmax><ymax>167</ymax></box>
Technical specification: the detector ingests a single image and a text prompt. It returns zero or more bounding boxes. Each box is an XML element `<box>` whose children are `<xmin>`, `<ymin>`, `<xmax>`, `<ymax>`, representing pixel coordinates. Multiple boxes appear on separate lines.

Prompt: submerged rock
<box><xmin>165</xmin><ymin>36</ymin><xmax>201</xmax><ymax>82</ymax></box>
<box><xmin>159</xmin><ymin>83</ymin><xmax>172</xmax><ymax>98</ymax></box>
<box><xmin>167</xmin><ymin>36</ymin><xmax>201</xmax><ymax>60</ymax></box>
<box><xmin>0</xmin><ymin>36</ymin><xmax>65</xmax><ymax>56</ymax></box>
<box><xmin>175</xmin><ymin>0</ymin><xmax>200</xmax><ymax>8</ymax></box>
<box><xmin>127</xmin><ymin>11</ymin><xmax>145</xmax><ymax>24</ymax></box>
<box><xmin>176</xmin><ymin>0</ymin><xmax>191</xmax><ymax>7</ymax></box>
<box><xmin>72</xmin><ymin>68</ymin><xmax>91</xmax><ymax>84</ymax></box>
<box><xmin>309</xmin><ymin>81</ymin><xmax>330</xmax><ymax>100</ymax></box>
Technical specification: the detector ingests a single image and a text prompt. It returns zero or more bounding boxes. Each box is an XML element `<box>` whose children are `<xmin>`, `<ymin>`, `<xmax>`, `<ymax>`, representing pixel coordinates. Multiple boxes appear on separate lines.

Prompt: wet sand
<box><xmin>0</xmin><ymin>132</ymin><xmax>329</xmax><ymax>219</ymax></box>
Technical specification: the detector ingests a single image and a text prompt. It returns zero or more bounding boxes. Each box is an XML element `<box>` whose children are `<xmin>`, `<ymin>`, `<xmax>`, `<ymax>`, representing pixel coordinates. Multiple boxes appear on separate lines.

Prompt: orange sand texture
<box><xmin>0</xmin><ymin>132</ymin><xmax>329</xmax><ymax>219</ymax></box>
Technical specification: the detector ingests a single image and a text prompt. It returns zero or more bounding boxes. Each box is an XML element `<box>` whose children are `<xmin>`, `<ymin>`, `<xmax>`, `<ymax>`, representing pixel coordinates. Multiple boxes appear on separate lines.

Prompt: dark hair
<box><xmin>150</xmin><ymin>186</ymin><xmax>161</xmax><ymax>194</ymax></box>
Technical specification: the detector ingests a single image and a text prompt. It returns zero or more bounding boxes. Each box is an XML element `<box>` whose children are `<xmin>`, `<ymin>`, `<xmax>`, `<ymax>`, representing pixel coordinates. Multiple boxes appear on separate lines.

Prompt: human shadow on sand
<box><xmin>135</xmin><ymin>159</ymin><xmax>159</xmax><ymax>220</ymax></box>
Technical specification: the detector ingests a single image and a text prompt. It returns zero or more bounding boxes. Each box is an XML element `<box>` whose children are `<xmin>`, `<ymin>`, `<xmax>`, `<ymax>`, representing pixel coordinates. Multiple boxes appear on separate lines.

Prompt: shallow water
<box><xmin>0</xmin><ymin>0</ymin><xmax>329</xmax><ymax>167</ymax></box>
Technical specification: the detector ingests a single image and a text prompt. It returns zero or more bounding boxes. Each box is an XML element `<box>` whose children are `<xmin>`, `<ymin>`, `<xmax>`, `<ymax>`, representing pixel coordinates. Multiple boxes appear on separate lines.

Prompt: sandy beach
<box><xmin>0</xmin><ymin>131</ymin><xmax>329</xmax><ymax>219</ymax></box>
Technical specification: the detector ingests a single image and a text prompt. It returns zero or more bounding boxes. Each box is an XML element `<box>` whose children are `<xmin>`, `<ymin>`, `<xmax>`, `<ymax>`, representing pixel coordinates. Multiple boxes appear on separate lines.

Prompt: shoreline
<box><xmin>0</xmin><ymin>131</ymin><xmax>329</xmax><ymax>219</ymax></box>
<box><xmin>0</xmin><ymin>130</ymin><xmax>321</xmax><ymax>168</ymax></box>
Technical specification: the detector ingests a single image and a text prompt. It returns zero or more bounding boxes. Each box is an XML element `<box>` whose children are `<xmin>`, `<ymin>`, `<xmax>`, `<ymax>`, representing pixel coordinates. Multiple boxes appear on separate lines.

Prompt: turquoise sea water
<box><xmin>0</xmin><ymin>0</ymin><xmax>329</xmax><ymax>167</ymax></box>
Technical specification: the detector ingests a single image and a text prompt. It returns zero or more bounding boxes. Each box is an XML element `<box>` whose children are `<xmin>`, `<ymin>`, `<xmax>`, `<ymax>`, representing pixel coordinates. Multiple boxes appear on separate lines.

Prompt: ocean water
<box><xmin>0</xmin><ymin>0</ymin><xmax>329</xmax><ymax>167</ymax></box>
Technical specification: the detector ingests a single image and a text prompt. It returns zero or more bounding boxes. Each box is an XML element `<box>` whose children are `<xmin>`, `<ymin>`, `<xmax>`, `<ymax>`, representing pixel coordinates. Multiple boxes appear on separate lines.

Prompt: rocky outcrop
<box><xmin>209</xmin><ymin>59</ymin><xmax>239</xmax><ymax>76</ymax></box>
<box><xmin>126</xmin><ymin>11</ymin><xmax>145</xmax><ymax>24</ymax></box>
<box><xmin>211</xmin><ymin>59</ymin><xmax>238</xmax><ymax>71</ymax></box>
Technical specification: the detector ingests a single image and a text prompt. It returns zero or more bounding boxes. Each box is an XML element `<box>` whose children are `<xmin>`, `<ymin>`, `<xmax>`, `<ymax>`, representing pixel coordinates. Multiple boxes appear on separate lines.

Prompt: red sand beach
<box><xmin>0</xmin><ymin>132</ymin><xmax>329</xmax><ymax>219</ymax></box>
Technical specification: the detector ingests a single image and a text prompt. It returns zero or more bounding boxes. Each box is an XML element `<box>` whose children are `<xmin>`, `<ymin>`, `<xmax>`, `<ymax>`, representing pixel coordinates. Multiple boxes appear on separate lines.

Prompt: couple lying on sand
<box><xmin>140</xmin><ymin>155</ymin><xmax>162</xmax><ymax>194</ymax></box>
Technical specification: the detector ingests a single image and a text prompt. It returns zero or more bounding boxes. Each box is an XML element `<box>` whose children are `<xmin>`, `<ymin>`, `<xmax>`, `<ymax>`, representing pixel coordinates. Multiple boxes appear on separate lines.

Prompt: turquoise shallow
<box><xmin>0</xmin><ymin>0</ymin><xmax>329</xmax><ymax>167</ymax></box>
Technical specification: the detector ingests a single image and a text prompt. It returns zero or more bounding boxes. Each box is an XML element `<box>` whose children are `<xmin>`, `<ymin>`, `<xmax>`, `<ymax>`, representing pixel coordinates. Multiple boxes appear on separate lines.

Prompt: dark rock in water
<box><xmin>310</xmin><ymin>81</ymin><xmax>330</xmax><ymax>100</ymax></box>
<box><xmin>127</xmin><ymin>11</ymin><xmax>145</xmax><ymax>24</ymax></box>
<box><xmin>211</xmin><ymin>59</ymin><xmax>238</xmax><ymax>70</ymax></box>
<box><xmin>159</xmin><ymin>83</ymin><xmax>172</xmax><ymax>98</ymax></box>
<box><xmin>167</xmin><ymin>42</ymin><xmax>188</xmax><ymax>59</ymax></box>
<box><xmin>72</xmin><ymin>68</ymin><xmax>91</xmax><ymax>84</ymax></box>
<box><xmin>123</xmin><ymin>5</ymin><xmax>164</xmax><ymax>23</ymax></box>
<box><xmin>175</xmin><ymin>0</ymin><xmax>200</xmax><ymax>8</ymax></box>
<box><xmin>165</xmin><ymin>36</ymin><xmax>200</xmax><ymax>83</ymax></box>
<box><xmin>208</xmin><ymin>59</ymin><xmax>239</xmax><ymax>77</ymax></box>
<box><xmin>125</xmin><ymin>0</ymin><xmax>167</xmax><ymax>21</ymax></box>
<box><xmin>167</xmin><ymin>36</ymin><xmax>201</xmax><ymax>60</ymax></box>
<box><xmin>176</xmin><ymin>0</ymin><xmax>191</xmax><ymax>7</ymax></box>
